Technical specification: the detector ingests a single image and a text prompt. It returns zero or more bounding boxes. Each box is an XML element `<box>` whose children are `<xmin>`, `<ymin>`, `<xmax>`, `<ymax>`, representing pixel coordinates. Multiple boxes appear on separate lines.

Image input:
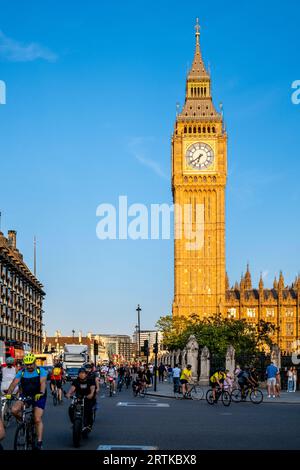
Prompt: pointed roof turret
<box><xmin>273</xmin><ymin>276</ymin><xmax>278</xmax><ymax>290</ymax></box>
<box><xmin>187</xmin><ymin>18</ymin><xmax>210</xmax><ymax>80</ymax></box>
<box><xmin>225</xmin><ymin>272</ymin><xmax>230</xmax><ymax>291</ymax></box>
<box><xmin>177</xmin><ymin>19</ymin><xmax>221</xmax><ymax>122</ymax></box>
<box><xmin>259</xmin><ymin>273</ymin><xmax>264</xmax><ymax>291</ymax></box>
<box><xmin>244</xmin><ymin>263</ymin><xmax>252</xmax><ymax>290</ymax></box>
<box><xmin>278</xmin><ymin>271</ymin><xmax>285</xmax><ymax>289</ymax></box>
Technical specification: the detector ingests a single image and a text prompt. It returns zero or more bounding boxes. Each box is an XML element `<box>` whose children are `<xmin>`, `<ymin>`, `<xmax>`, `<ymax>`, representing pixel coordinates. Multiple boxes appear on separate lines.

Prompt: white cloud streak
<box><xmin>129</xmin><ymin>137</ymin><xmax>168</xmax><ymax>180</ymax></box>
<box><xmin>0</xmin><ymin>30</ymin><xmax>57</xmax><ymax>62</ymax></box>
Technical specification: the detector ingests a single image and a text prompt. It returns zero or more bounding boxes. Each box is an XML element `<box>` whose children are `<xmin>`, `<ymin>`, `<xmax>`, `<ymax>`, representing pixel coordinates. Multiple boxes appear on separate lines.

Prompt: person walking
<box><xmin>172</xmin><ymin>364</ymin><xmax>181</xmax><ymax>393</ymax></box>
<box><xmin>275</xmin><ymin>369</ymin><xmax>281</xmax><ymax>397</ymax></box>
<box><xmin>292</xmin><ymin>367</ymin><xmax>297</xmax><ymax>392</ymax></box>
<box><xmin>266</xmin><ymin>361</ymin><xmax>279</xmax><ymax>398</ymax></box>
<box><xmin>287</xmin><ymin>367</ymin><xmax>294</xmax><ymax>392</ymax></box>
<box><xmin>167</xmin><ymin>365</ymin><xmax>173</xmax><ymax>384</ymax></box>
<box><xmin>158</xmin><ymin>363</ymin><xmax>165</xmax><ymax>383</ymax></box>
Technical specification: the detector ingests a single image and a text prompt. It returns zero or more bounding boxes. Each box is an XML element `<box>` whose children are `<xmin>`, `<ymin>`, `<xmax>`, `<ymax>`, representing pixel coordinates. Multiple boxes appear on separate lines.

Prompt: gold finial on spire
<box><xmin>195</xmin><ymin>18</ymin><xmax>200</xmax><ymax>46</ymax></box>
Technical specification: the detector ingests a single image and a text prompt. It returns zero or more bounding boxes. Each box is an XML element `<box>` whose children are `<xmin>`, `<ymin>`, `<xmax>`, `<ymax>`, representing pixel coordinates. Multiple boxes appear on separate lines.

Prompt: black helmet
<box><xmin>78</xmin><ymin>368</ymin><xmax>87</xmax><ymax>374</ymax></box>
<box><xmin>84</xmin><ymin>363</ymin><xmax>92</xmax><ymax>370</ymax></box>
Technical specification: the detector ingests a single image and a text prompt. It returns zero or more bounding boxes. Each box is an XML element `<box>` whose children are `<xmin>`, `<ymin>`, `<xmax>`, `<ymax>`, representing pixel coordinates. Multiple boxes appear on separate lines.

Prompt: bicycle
<box><xmin>133</xmin><ymin>380</ymin><xmax>146</xmax><ymax>397</ymax></box>
<box><xmin>206</xmin><ymin>386</ymin><xmax>232</xmax><ymax>406</ymax></box>
<box><xmin>117</xmin><ymin>376</ymin><xmax>125</xmax><ymax>392</ymax></box>
<box><xmin>231</xmin><ymin>385</ymin><xmax>263</xmax><ymax>404</ymax></box>
<box><xmin>14</xmin><ymin>397</ymin><xmax>38</xmax><ymax>450</ymax></box>
<box><xmin>107</xmin><ymin>377</ymin><xmax>115</xmax><ymax>397</ymax></box>
<box><xmin>174</xmin><ymin>383</ymin><xmax>204</xmax><ymax>400</ymax></box>
<box><xmin>1</xmin><ymin>395</ymin><xmax>15</xmax><ymax>428</ymax></box>
<box><xmin>67</xmin><ymin>395</ymin><xmax>93</xmax><ymax>448</ymax></box>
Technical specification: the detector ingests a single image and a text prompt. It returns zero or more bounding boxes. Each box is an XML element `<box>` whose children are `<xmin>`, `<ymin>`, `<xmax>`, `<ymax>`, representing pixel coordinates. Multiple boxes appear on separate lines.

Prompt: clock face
<box><xmin>186</xmin><ymin>142</ymin><xmax>214</xmax><ymax>170</ymax></box>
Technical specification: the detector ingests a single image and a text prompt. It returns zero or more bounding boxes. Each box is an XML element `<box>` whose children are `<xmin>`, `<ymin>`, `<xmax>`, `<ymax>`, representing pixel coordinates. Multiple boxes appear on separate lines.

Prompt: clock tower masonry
<box><xmin>172</xmin><ymin>19</ymin><xmax>227</xmax><ymax>319</ymax></box>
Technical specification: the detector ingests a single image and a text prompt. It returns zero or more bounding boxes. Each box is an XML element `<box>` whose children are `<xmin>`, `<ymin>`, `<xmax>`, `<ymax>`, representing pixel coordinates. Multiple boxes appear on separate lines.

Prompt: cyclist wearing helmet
<box><xmin>210</xmin><ymin>368</ymin><xmax>226</xmax><ymax>403</ymax></box>
<box><xmin>5</xmin><ymin>353</ymin><xmax>47</xmax><ymax>450</ymax></box>
<box><xmin>1</xmin><ymin>357</ymin><xmax>17</xmax><ymax>394</ymax></box>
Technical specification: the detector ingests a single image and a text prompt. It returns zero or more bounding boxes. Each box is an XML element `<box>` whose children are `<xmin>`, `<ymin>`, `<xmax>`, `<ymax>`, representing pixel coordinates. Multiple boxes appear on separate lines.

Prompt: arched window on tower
<box><xmin>204</xmin><ymin>87</ymin><xmax>207</xmax><ymax>96</ymax></box>
<box><xmin>184</xmin><ymin>126</ymin><xmax>187</xmax><ymax>133</ymax></box>
<box><xmin>207</xmin><ymin>126</ymin><xmax>211</xmax><ymax>133</ymax></box>
<box><xmin>212</xmin><ymin>126</ymin><xmax>215</xmax><ymax>133</ymax></box>
<box><xmin>201</xmin><ymin>87</ymin><xmax>203</xmax><ymax>96</ymax></box>
<box><xmin>198</xmin><ymin>126</ymin><xmax>201</xmax><ymax>133</ymax></box>
<box><xmin>191</xmin><ymin>87</ymin><xmax>193</xmax><ymax>97</ymax></box>
<box><xmin>188</xmin><ymin>126</ymin><xmax>192</xmax><ymax>133</ymax></box>
<box><xmin>203</xmin><ymin>126</ymin><xmax>206</xmax><ymax>133</ymax></box>
<box><xmin>193</xmin><ymin>126</ymin><xmax>196</xmax><ymax>133</ymax></box>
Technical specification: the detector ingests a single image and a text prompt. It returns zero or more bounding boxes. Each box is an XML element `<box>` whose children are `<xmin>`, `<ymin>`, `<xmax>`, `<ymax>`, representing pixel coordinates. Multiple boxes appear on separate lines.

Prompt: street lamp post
<box><xmin>136</xmin><ymin>304</ymin><xmax>141</xmax><ymax>359</ymax></box>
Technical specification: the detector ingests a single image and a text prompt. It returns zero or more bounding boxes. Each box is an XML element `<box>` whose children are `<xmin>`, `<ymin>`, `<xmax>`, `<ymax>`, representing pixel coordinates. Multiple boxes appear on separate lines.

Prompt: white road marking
<box><xmin>117</xmin><ymin>402</ymin><xmax>169</xmax><ymax>408</ymax></box>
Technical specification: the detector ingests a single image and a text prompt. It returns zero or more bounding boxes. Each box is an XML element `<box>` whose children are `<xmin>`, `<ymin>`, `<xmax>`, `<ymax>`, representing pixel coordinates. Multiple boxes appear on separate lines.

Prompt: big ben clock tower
<box><xmin>172</xmin><ymin>20</ymin><xmax>227</xmax><ymax>319</ymax></box>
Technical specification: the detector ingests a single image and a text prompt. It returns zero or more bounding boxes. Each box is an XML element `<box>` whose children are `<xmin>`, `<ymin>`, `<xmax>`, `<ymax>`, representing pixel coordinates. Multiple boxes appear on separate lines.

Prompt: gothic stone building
<box><xmin>171</xmin><ymin>21</ymin><xmax>299</xmax><ymax>353</ymax></box>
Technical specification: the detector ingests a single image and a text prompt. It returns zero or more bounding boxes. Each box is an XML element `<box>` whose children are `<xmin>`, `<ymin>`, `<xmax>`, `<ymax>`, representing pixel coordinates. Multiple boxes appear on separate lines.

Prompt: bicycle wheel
<box><xmin>53</xmin><ymin>392</ymin><xmax>58</xmax><ymax>406</ymax></box>
<box><xmin>231</xmin><ymin>388</ymin><xmax>242</xmax><ymax>403</ymax></box>
<box><xmin>206</xmin><ymin>389</ymin><xmax>215</xmax><ymax>405</ymax></box>
<box><xmin>221</xmin><ymin>390</ymin><xmax>231</xmax><ymax>407</ymax></box>
<box><xmin>73</xmin><ymin>418</ymin><xmax>82</xmax><ymax>448</ymax></box>
<box><xmin>2</xmin><ymin>401</ymin><xmax>11</xmax><ymax>428</ymax></box>
<box><xmin>250</xmin><ymin>388</ymin><xmax>263</xmax><ymax>404</ymax></box>
<box><xmin>14</xmin><ymin>423</ymin><xmax>27</xmax><ymax>450</ymax></box>
<box><xmin>191</xmin><ymin>386</ymin><xmax>204</xmax><ymax>400</ymax></box>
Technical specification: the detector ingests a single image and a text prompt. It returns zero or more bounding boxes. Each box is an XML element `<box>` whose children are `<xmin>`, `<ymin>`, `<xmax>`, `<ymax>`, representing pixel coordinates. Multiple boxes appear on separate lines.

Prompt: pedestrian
<box><xmin>292</xmin><ymin>367</ymin><xmax>297</xmax><ymax>392</ymax></box>
<box><xmin>266</xmin><ymin>361</ymin><xmax>279</xmax><ymax>398</ymax></box>
<box><xmin>167</xmin><ymin>365</ymin><xmax>173</xmax><ymax>384</ymax></box>
<box><xmin>275</xmin><ymin>370</ymin><xmax>281</xmax><ymax>397</ymax></box>
<box><xmin>172</xmin><ymin>364</ymin><xmax>181</xmax><ymax>393</ymax></box>
<box><xmin>223</xmin><ymin>370</ymin><xmax>233</xmax><ymax>393</ymax></box>
<box><xmin>149</xmin><ymin>364</ymin><xmax>154</xmax><ymax>385</ymax></box>
<box><xmin>158</xmin><ymin>363</ymin><xmax>165</xmax><ymax>383</ymax></box>
<box><xmin>287</xmin><ymin>367</ymin><xmax>294</xmax><ymax>392</ymax></box>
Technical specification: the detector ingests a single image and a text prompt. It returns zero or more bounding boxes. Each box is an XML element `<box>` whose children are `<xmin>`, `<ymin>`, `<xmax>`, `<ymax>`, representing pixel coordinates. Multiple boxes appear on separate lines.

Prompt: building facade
<box><xmin>172</xmin><ymin>20</ymin><xmax>227</xmax><ymax>319</ymax></box>
<box><xmin>132</xmin><ymin>330</ymin><xmax>164</xmax><ymax>359</ymax></box>
<box><xmin>172</xmin><ymin>22</ymin><xmax>299</xmax><ymax>353</ymax></box>
<box><xmin>92</xmin><ymin>334</ymin><xmax>134</xmax><ymax>362</ymax></box>
<box><xmin>0</xmin><ymin>230</ymin><xmax>45</xmax><ymax>352</ymax></box>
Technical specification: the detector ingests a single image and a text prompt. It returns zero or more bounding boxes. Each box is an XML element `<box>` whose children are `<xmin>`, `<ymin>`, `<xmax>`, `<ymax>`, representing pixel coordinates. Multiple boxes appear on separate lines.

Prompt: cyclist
<box><xmin>180</xmin><ymin>364</ymin><xmax>193</xmax><ymax>397</ymax></box>
<box><xmin>0</xmin><ymin>416</ymin><xmax>4</xmax><ymax>450</ymax></box>
<box><xmin>237</xmin><ymin>366</ymin><xmax>255</xmax><ymax>399</ymax></box>
<box><xmin>106</xmin><ymin>361</ymin><xmax>117</xmax><ymax>394</ymax></box>
<box><xmin>50</xmin><ymin>359</ymin><xmax>64</xmax><ymax>403</ymax></box>
<box><xmin>5</xmin><ymin>353</ymin><xmax>47</xmax><ymax>450</ymax></box>
<box><xmin>66</xmin><ymin>368</ymin><xmax>96</xmax><ymax>432</ymax></box>
<box><xmin>1</xmin><ymin>357</ymin><xmax>17</xmax><ymax>394</ymax></box>
<box><xmin>133</xmin><ymin>366</ymin><xmax>147</xmax><ymax>395</ymax></box>
<box><xmin>210</xmin><ymin>368</ymin><xmax>226</xmax><ymax>403</ymax></box>
<box><xmin>117</xmin><ymin>364</ymin><xmax>126</xmax><ymax>391</ymax></box>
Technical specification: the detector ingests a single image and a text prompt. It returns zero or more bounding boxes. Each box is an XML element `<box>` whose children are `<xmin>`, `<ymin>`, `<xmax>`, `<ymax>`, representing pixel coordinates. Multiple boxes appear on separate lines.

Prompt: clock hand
<box><xmin>190</xmin><ymin>153</ymin><xmax>203</xmax><ymax>164</ymax></box>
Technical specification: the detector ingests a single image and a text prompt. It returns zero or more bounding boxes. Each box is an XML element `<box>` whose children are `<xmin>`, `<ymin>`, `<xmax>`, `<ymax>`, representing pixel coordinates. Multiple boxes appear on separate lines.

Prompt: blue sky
<box><xmin>0</xmin><ymin>0</ymin><xmax>299</xmax><ymax>336</ymax></box>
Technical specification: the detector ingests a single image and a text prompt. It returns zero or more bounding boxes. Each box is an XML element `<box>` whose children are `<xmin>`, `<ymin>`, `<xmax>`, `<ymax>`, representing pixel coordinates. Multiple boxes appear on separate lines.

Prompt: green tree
<box><xmin>156</xmin><ymin>314</ymin><xmax>276</xmax><ymax>356</ymax></box>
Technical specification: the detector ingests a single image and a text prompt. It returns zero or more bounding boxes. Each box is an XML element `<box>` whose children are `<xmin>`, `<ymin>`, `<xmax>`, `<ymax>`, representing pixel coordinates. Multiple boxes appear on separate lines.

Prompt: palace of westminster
<box><xmin>0</xmin><ymin>21</ymin><xmax>299</xmax><ymax>356</ymax></box>
<box><xmin>172</xmin><ymin>20</ymin><xmax>300</xmax><ymax>353</ymax></box>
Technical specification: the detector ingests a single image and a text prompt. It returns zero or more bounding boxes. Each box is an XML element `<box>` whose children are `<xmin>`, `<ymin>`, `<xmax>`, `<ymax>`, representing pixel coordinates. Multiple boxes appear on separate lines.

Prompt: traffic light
<box><xmin>153</xmin><ymin>342</ymin><xmax>158</xmax><ymax>354</ymax></box>
<box><xmin>94</xmin><ymin>340</ymin><xmax>99</xmax><ymax>356</ymax></box>
<box><xmin>141</xmin><ymin>339</ymin><xmax>149</xmax><ymax>356</ymax></box>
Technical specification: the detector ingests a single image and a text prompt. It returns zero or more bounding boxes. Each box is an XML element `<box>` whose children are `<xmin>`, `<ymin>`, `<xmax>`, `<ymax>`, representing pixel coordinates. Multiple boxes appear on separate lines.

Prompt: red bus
<box><xmin>5</xmin><ymin>340</ymin><xmax>25</xmax><ymax>361</ymax></box>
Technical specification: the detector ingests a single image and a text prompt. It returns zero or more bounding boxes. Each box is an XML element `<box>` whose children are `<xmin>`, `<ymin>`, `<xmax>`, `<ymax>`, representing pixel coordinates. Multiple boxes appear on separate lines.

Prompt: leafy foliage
<box><xmin>156</xmin><ymin>314</ymin><xmax>276</xmax><ymax>356</ymax></box>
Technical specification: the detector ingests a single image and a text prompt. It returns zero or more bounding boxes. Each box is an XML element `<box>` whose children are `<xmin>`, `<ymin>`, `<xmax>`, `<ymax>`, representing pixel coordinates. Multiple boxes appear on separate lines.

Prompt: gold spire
<box><xmin>188</xmin><ymin>18</ymin><xmax>209</xmax><ymax>80</ymax></box>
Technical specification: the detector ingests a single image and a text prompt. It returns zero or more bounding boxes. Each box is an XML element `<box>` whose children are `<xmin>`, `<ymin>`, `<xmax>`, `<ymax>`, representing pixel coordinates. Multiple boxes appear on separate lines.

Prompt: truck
<box><xmin>62</xmin><ymin>344</ymin><xmax>89</xmax><ymax>372</ymax></box>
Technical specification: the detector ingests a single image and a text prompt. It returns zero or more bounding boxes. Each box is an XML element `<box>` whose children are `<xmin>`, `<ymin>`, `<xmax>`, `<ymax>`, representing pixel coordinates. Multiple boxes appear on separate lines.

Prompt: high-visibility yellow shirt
<box><xmin>180</xmin><ymin>368</ymin><xmax>192</xmax><ymax>380</ymax></box>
